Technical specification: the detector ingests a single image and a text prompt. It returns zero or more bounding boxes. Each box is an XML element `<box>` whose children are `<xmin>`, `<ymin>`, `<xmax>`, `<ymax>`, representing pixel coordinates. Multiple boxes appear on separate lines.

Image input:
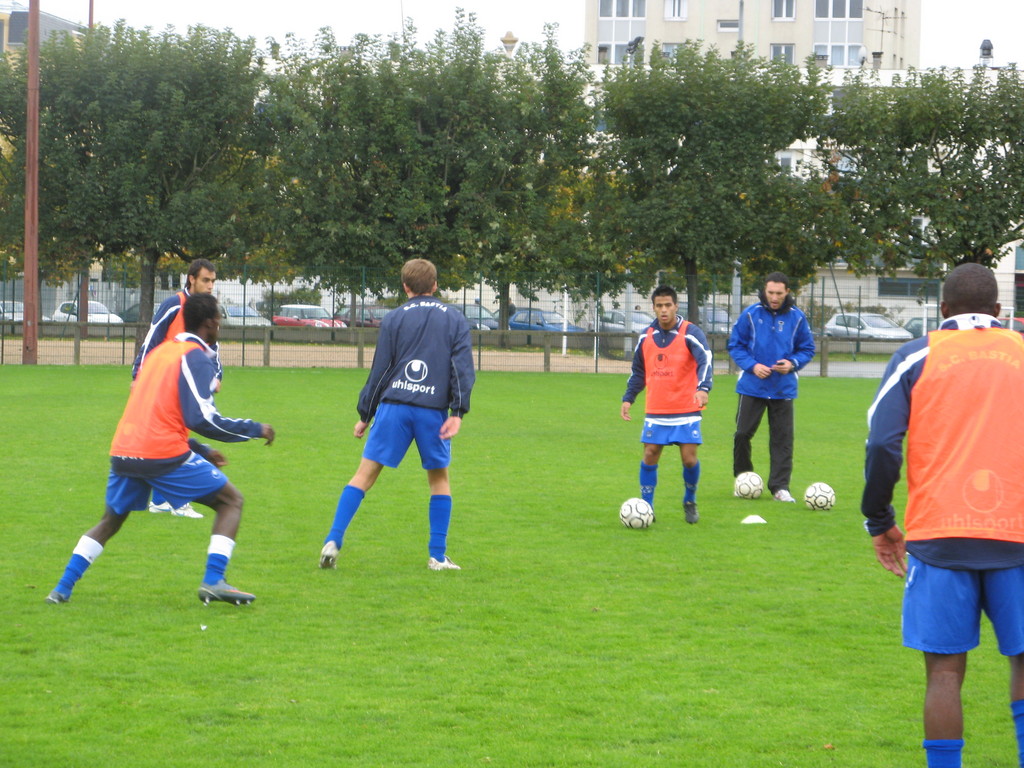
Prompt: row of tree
<box><xmin>1</xmin><ymin>13</ymin><xmax>1023</xmax><ymax>327</ymax></box>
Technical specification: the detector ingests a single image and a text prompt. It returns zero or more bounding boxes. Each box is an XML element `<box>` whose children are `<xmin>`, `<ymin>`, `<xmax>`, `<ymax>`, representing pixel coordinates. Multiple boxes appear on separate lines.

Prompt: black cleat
<box><xmin>684</xmin><ymin>501</ymin><xmax>700</xmax><ymax>524</ymax></box>
<box><xmin>197</xmin><ymin>580</ymin><xmax>255</xmax><ymax>606</ymax></box>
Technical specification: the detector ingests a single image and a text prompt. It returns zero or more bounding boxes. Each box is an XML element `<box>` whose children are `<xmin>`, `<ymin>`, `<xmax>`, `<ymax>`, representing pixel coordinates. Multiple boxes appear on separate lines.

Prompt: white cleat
<box><xmin>773</xmin><ymin>489</ymin><xmax>796</xmax><ymax>503</ymax></box>
<box><xmin>428</xmin><ymin>556</ymin><xmax>461</xmax><ymax>571</ymax></box>
<box><xmin>319</xmin><ymin>541</ymin><xmax>339</xmax><ymax>569</ymax></box>
<box><xmin>149</xmin><ymin>501</ymin><xmax>173</xmax><ymax>513</ymax></box>
<box><xmin>170</xmin><ymin>503</ymin><xmax>204</xmax><ymax>519</ymax></box>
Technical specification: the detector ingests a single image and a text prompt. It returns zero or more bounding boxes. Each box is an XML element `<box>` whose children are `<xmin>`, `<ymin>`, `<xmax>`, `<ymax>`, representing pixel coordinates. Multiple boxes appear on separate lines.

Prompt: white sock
<box><xmin>73</xmin><ymin>535</ymin><xmax>104</xmax><ymax>564</ymax></box>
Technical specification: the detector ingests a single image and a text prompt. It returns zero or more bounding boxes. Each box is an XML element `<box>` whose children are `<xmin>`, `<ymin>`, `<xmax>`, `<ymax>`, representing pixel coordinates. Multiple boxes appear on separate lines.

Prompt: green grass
<box><xmin>0</xmin><ymin>367</ymin><xmax>1017</xmax><ymax>767</ymax></box>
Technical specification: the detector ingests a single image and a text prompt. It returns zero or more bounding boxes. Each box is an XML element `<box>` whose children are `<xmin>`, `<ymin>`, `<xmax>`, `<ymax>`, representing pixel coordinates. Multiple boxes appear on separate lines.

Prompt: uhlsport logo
<box><xmin>405</xmin><ymin>359</ymin><xmax>428</xmax><ymax>382</ymax></box>
<box><xmin>392</xmin><ymin>359</ymin><xmax>436</xmax><ymax>395</ymax></box>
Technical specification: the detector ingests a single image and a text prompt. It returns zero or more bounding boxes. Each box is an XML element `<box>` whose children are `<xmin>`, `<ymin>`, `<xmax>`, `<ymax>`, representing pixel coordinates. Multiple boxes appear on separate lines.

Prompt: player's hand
<box><xmin>771</xmin><ymin>359</ymin><xmax>794</xmax><ymax>374</ymax></box>
<box><xmin>207</xmin><ymin>449</ymin><xmax>227</xmax><ymax>467</ymax></box>
<box><xmin>354</xmin><ymin>420</ymin><xmax>368</xmax><ymax>439</ymax></box>
<box><xmin>261</xmin><ymin>424</ymin><xmax>275</xmax><ymax>446</ymax></box>
<box><xmin>694</xmin><ymin>391</ymin><xmax>709</xmax><ymax>408</ymax></box>
<box><xmin>753</xmin><ymin>363</ymin><xmax>772</xmax><ymax>379</ymax></box>
<box><xmin>872</xmin><ymin>525</ymin><xmax>907</xmax><ymax>578</ymax></box>
<box><xmin>621</xmin><ymin>402</ymin><xmax>632</xmax><ymax>421</ymax></box>
<box><xmin>440</xmin><ymin>416</ymin><xmax>462</xmax><ymax>440</ymax></box>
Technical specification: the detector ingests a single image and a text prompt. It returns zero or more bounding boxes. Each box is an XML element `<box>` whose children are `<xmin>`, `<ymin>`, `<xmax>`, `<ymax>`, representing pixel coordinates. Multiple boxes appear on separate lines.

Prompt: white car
<box><xmin>220</xmin><ymin>305</ymin><xmax>271</xmax><ymax>327</ymax></box>
<box><xmin>824</xmin><ymin>313</ymin><xmax>912</xmax><ymax>341</ymax></box>
<box><xmin>51</xmin><ymin>300</ymin><xmax>123</xmax><ymax>324</ymax></box>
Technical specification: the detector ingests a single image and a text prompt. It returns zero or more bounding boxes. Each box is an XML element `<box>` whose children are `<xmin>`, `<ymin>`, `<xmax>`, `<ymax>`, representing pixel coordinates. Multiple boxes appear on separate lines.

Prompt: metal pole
<box><xmin>22</xmin><ymin>0</ymin><xmax>40</xmax><ymax>364</ymax></box>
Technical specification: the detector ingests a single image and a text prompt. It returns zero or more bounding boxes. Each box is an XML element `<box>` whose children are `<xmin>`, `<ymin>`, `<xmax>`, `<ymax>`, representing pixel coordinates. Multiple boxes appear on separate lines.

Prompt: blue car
<box><xmin>508</xmin><ymin>309</ymin><xmax>586</xmax><ymax>333</ymax></box>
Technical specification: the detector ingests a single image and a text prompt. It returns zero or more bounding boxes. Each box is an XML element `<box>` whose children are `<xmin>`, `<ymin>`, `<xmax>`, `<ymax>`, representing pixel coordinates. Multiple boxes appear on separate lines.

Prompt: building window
<box><xmin>878</xmin><ymin>278</ymin><xmax>940</xmax><ymax>299</ymax></box>
<box><xmin>777</xmin><ymin>151</ymin><xmax>796</xmax><ymax>172</ymax></box>
<box><xmin>815</xmin><ymin>0</ymin><xmax>862</xmax><ymax>19</ymax></box>
<box><xmin>665</xmin><ymin>0</ymin><xmax>687</xmax><ymax>20</ymax></box>
<box><xmin>771</xmin><ymin>44</ymin><xmax>795</xmax><ymax>63</ymax></box>
<box><xmin>814</xmin><ymin>42</ymin><xmax>864</xmax><ymax>67</ymax></box>
<box><xmin>661</xmin><ymin>43</ymin><xmax>681</xmax><ymax>58</ymax></box>
<box><xmin>598</xmin><ymin>44</ymin><xmax>611</xmax><ymax>64</ymax></box>
<box><xmin>773</xmin><ymin>0</ymin><xmax>796</xmax><ymax>20</ymax></box>
<box><xmin>601</xmin><ymin>0</ymin><xmax>646</xmax><ymax>17</ymax></box>
<box><xmin>718</xmin><ymin>19</ymin><xmax>740</xmax><ymax>32</ymax></box>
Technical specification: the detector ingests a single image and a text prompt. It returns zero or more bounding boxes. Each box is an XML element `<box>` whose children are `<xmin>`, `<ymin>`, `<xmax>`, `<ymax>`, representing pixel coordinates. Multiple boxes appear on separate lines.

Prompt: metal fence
<box><xmin>0</xmin><ymin>263</ymin><xmax>959</xmax><ymax>378</ymax></box>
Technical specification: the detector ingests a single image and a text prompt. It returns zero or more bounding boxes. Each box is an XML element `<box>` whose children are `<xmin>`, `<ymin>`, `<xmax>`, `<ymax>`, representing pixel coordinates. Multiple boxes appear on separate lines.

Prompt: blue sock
<box><xmin>55</xmin><ymin>554</ymin><xmax>91</xmax><ymax>597</ymax></box>
<box><xmin>922</xmin><ymin>739</ymin><xmax>963</xmax><ymax>768</ymax></box>
<box><xmin>683</xmin><ymin>461</ymin><xmax>700</xmax><ymax>503</ymax></box>
<box><xmin>203</xmin><ymin>554</ymin><xmax>229</xmax><ymax>585</ymax></box>
<box><xmin>326</xmin><ymin>485</ymin><xmax>365</xmax><ymax>547</ymax></box>
<box><xmin>639</xmin><ymin>462</ymin><xmax>657</xmax><ymax>508</ymax></box>
<box><xmin>428</xmin><ymin>495</ymin><xmax>453</xmax><ymax>561</ymax></box>
<box><xmin>1011</xmin><ymin>699</ymin><xmax>1024</xmax><ymax>766</ymax></box>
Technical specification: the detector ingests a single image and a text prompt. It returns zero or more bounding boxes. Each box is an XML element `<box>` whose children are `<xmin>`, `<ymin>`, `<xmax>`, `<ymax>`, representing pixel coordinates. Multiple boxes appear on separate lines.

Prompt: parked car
<box><xmin>119</xmin><ymin>304</ymin><xmax>144</xmax><ymax>323</ymax></box>
<box><xmin>1</xmin><ymin>300</ymin><xmax>24</xmax><ymax>321</ymax></box>
<box><xmin>334</xmin><ymin>305</ymin><xmax>387</xmax><ymax>328</ymax></box>
<box><xmin>902</xmin><ymin>316</ymin><xmax>940</xmax><ymax>338</ymax></box>
<box><xmin>221</xmin><ymin>305</ymin><xmax>271</xmax><ymax>327</ymax></box>
<box><xmin>272</xmin><ymin>304</ymin><xmax>346</xmax><ymax>328</ymax></box>
<box><xmin>596</xmin><ymin>309</ymin><xmax>654</xmax><ymax>333</ymax></box>
<box><xmin>824</xmin><ymin>313</ymin><xmax>912</xmax><ymax>341</ymax></box>
<box><xmin>51</xmin><ymin>300</ymin><xmax>123</xmax><ymax>324</ymax></box>
<box><xmin>451</xmin><ymin>303</ymin><xmax>499</xmax><ymax>330</ymax></box>
<box><xmin>508</xmin><ymin>309</ymin><xmax>586</xmax><ymax>333</ymax></box>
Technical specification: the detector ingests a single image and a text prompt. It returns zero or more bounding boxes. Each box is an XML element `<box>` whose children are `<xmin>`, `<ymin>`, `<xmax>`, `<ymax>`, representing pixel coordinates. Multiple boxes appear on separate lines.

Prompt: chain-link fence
<box><xmin>0</xmin><ymin>262</ymin><xmax>962</xmax><ymax>377</ymax></box>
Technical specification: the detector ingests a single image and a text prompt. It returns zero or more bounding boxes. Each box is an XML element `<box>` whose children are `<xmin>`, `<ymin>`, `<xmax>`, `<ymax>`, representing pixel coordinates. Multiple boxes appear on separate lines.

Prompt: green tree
<box><xmin>819</xmin><ymin>65</ymin><xmax>1024</xmax><ymax>275</ymax></box>
<box><xmin>0</xmin><ymin>23</ymin><xmax>269</xmax><ymax>326</ymax></box>
<box><xmin>593</xmin><ymin>43</ymin><xmax>832</xmax><ymax>310</ymax></box>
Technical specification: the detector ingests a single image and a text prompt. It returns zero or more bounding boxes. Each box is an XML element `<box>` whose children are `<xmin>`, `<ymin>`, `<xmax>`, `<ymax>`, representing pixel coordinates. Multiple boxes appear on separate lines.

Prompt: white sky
<box><xmin>28</xmin><ymin>0</ymin><xmax>1024</xmax><ymax>70</ymax></box>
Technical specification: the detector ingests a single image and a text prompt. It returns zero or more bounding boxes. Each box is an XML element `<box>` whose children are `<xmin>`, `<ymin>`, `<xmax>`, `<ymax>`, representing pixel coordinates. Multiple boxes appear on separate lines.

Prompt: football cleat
<box><xmin>773</xmin><ymin>489</ymin><xmax>796</xmax><ymax>503</ymax></box>
<box><xmin>149</xmin><ymin>501</ymin><xmax>173</xmax><ymax>514</ymax></box>
<box><xmin>171</xmin><ymin>503</ymin><xmax>204</xmax><ymax>519</ymax></box>
<box><xmin>684</xmin><ymin>501</ymin><xmax>700</xmax><ymax>524</ymax></box>
<box><xmin>197</xmin><ymin>580</ymin><xmax>255</xmax><ymax>606</ymax></box>
<box><xmin>428</xmin><ymin>556</ymin><xmax>461</xmax><ymax>571</ymax></box>
<box><xmin>319</xmin><ymin>541</ymin><xmax>339</xmax><ymax>569</ymax></box>
<box><xmin>45</xmin><ymin>589</ymin><xmax>70</xmax><ymax>604</ymax></box>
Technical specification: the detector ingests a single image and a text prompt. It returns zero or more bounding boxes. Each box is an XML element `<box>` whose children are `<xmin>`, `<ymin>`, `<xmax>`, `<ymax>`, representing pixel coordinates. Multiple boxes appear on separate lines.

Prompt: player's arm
<box><xmin>131</xmin><ymin>300</ymin><xmax>179</xmax><ymax>379</ymax></box>
<box><xmin>178</xmin><ymin>348</ymin><xmax>269</xmax><ymax>443</ymax></box>
<box><xmin>726</xmin><ymin>312</ymin><xmax>759</xmax><ymax>372</ymax></box>
<box><xmin>621</xmin><ymin>335</ymin><xmax>646</xmax><ymax>420</ymax></box>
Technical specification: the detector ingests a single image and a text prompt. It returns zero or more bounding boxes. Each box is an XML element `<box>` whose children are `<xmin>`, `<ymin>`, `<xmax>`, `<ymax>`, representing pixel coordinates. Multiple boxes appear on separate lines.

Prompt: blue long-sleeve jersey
<box><xmin>357</xmin><ymin>296</ymin><xmax>475</xmax><ymax>423</ymax></box>
<box><xmin>622</xmin><ymin>316</ymin><xmax>713</xmax><ymax>411</ymax></box>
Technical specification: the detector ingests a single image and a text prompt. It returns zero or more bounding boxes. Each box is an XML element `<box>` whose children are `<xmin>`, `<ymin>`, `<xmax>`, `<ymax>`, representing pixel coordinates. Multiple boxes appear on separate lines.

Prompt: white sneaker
<box><xmin>319</xmin><ymin>541</ymin><xmax>339</xmax><ymax>569</ymax></box>
<box><xmin>149</xmin><ymin>501</ymin><xmax>173</xmax><ymax>514</ymax></box>
<box><xmin>428</xmin><ymin>556</ymin><xmax>461</xmax><ymax>571</ymax></box>
<box><xmin>773</xmin><ymin>489</ymin><xmax>796</xmax><ymax>503</ymax></box>
<box><xmin>171</xmin><ymin>503</ymin><xmax>204</xmax><ymax>518</ymax></box>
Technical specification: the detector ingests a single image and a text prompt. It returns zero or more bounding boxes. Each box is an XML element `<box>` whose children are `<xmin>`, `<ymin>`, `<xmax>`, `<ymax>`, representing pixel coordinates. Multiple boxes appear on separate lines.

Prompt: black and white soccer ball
<box><xmin>619</xmin><ymin>498</ymin><xmax>655</xmax><ymax>529</ymax></box>
<box><xmin>804</xmin><ymin>482</ymin><xmax>836</xmax><ymax>510</ymax></box>
<box><xmin>734</xmin><ymin>471</ymin><xmax>764</xmax><ymax>500</ymax></box>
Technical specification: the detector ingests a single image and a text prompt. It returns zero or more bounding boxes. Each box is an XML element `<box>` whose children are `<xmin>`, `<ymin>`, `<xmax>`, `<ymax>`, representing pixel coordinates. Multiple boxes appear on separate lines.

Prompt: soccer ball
<box><xmin>804</xmin><ymin>482</ymin><xmax>836</xmax><ymax>510</ymax></box>
<box><xmin>619</xmin><ymin>498</ymin><xmax>655</xmax><ymax>529</ymax></box>
<box><xmin>734</xmin><ymin>472</ymin><xmax>764</xmax><ymax>500</ymax></box>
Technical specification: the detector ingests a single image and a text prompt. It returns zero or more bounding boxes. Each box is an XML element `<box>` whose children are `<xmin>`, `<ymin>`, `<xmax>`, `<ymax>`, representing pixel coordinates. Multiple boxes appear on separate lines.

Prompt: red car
<box><xmin>272</xmin><ymin>304</ymin><xmax>347</xmax><ymax>328</ymax></box>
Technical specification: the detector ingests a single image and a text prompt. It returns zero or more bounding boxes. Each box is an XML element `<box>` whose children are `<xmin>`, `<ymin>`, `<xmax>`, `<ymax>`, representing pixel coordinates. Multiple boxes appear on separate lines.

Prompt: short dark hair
<box><xmin>943</xmin><ymin>262</ymin><xmax>998</xmax><ymax>316</ymax></box>
<box><xmin>765</xmin><ymin>272</ymin><xmax>789</xmax><ymax>288</ymax></box>
<box><xmin>187</xmin><ymin>258</ymin><xmax>216</xmax><ymax>280</ymax></box>
<box><xmin>651</xmin><ymin>285</ymin><xmax>677</xmax><ymax>304</ymax></box>
<box><xmin>182</xmin><ymin>292</ymin><xmax>219</xmax><ymax>333</ymax></box>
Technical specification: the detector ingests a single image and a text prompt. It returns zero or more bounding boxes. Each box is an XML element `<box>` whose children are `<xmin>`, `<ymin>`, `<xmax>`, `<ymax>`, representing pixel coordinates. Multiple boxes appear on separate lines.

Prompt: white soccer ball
<box><xmin>734</xmin><ymin>472</ymin><xmax>764</xmax><ymax>500</ymax></box>
<box><xmin>804</xmin><ymin>482</ymin><xmax>836</xmax><ymax>510</ymax></box>
<box><xmin>619</xmin><ymin>498</ymin><xmax>655</xmax><ymax>529</ymax></box>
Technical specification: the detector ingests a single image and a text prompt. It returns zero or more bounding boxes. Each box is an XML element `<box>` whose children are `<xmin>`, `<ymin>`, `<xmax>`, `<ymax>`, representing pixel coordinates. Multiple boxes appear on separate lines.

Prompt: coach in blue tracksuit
<box><xmin>319</xmin><ymin>258</ymin><xmax>476</xmax><ymax>572</ymax></box>
<box><xmin>727</xmin><ymin>272</ymin><xmax>816</xmax><ymax>503</ymax></box>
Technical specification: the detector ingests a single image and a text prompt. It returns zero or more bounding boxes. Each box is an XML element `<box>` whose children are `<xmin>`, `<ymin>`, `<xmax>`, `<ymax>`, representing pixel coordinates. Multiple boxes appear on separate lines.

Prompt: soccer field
<box><xmin>0</xmin><ymin>367</ymin><xmax>1015</xmax><ymax>767</ymax></box>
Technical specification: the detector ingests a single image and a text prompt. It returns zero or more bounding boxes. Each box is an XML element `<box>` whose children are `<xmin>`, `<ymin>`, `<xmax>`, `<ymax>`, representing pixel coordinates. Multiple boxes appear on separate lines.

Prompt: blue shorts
<box><xmin>903</xmin><ymin>554</ymin><xmax>1024</xmax><ymax>655</ymax></box>
<box><xmin>641</xmin><ymin>416</ymin><xmax>703</xmax><ymax>446</ymax></box>
<box><xmin>364</xmin><ymin>402</ymin><xmax>451</xmax><ymax>470</ymax></box>
<box><xmin>106</xmin><ymin>453</ymin><xmax>228</xmax><ymax>515</ymax></box>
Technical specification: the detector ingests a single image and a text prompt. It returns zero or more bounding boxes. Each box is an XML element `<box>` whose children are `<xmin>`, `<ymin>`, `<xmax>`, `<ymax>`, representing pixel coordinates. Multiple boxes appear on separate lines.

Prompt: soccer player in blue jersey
<box><xmin>621</xmin><ymin>285</ymin><xmax>713</xmax><ymax>524</ymax></box>
<box><xmin>46</xmin><ymin>294</ymin><xmax>275</xmax><ymax>606</ymax></box>
<box><xmin>319</xmin><ymin>259</ymin><xmax>476</xmax><ymax>571</ymax></box>
<box><xmin>132</xmin><ymin>258</ymin><xmax>221</xmax><ymax>519</ymax></box>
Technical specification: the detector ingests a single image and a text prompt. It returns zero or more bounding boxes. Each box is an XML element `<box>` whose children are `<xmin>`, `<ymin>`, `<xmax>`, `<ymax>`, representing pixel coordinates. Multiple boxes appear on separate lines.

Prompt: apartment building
<box><xmin>0</xmin><ymin>2</ymin><xmax>82</xmax><ymax>54</ymax></box>
<box><xmin>584</xmin><ymin>0</ymin><xmax>921</xmax><ymax>70</ymax></box>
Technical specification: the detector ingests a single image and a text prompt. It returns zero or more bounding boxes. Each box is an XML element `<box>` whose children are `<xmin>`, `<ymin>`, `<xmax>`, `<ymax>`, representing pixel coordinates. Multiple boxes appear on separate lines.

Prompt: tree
<box><xmin>0</xmin><ymin>23</ymin><xmax>269</xmax><ymax>329</ymax></box>
<box><xmin>593</xmin><ymin>43</ymin><xmax>832</xmax><ymax>311</ymax></box>
<box><xmin>819</xmin><ymin>65</ymin><xmax>1024</xmax><ymax>275</ymax></box>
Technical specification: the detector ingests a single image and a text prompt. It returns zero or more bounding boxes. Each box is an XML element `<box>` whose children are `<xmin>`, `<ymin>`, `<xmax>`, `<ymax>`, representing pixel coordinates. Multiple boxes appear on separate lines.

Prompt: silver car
<box><xmin>824</xmin><ymin>313</ymin><xmax>912</xmax><ymax>340</ymax></box>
